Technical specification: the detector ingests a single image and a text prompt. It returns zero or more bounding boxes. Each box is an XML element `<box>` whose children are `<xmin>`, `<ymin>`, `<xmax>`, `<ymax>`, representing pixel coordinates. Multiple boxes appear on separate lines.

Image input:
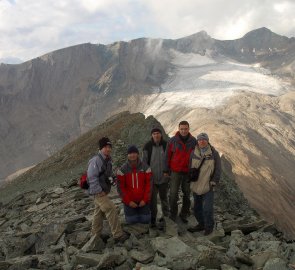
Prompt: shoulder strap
<box><xmin>97</xmin><ymin>153</ymin><xmax>108</xmax><ymax>176</ymax></box>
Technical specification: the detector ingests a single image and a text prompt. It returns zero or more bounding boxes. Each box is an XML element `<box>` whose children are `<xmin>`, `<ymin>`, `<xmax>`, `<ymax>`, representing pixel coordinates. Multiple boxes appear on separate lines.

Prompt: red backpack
<box><xmin>79</xmin><ymin>172</ymin><xmax>89</xmax><ymax>190</ymax></box>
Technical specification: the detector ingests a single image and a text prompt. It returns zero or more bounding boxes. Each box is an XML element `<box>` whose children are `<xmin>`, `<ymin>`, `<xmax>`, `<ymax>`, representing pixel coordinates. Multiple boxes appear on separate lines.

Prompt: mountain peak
<box><xmin>242</xmin><ymin>27</ymin><xmax>286</xmax><ymax>40</ymax></box>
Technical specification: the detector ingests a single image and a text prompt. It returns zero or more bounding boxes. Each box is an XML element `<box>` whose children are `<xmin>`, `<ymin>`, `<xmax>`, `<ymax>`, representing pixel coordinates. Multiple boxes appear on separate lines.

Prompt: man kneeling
<box><xmin>117</xmin><ymin>145</ymin><xmax>152</xmax><ymax>224</ymax></box>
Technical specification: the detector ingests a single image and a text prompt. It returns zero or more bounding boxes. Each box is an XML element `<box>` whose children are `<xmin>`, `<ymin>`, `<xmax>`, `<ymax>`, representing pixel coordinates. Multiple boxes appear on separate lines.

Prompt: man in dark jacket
<box><xmin>87</xmin><ymin>137</ymin><xmax>128</xmax><ymax>243</ymax></box>
<box><xmin>143</xmin><ymin>127</ymin><xmax>170</xmax><ymax>227</ymax></box>
<box><xmin>164</xmin><ymin>121</ymin><xmax>197</xmax><ymax>223</ymax></box>
<box><xmin>188</xmin><ymin>133</ymin><xmax>221</xmax><ymax>235</ymax></box>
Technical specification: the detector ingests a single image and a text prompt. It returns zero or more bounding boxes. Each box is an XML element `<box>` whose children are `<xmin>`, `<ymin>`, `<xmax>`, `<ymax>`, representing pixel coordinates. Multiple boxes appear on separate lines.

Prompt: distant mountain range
<box><xmin>0</xmin><ymin>27</ymin><xmax>294</xmax><ymax>238</ymax></box>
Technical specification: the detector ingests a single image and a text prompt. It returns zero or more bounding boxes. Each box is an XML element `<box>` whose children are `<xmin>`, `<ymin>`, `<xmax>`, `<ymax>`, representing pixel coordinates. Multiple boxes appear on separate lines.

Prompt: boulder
<box><xmin>263</xmin><ymin>258</ymin><xmax>289</xmax><ymax>270</ymax></box>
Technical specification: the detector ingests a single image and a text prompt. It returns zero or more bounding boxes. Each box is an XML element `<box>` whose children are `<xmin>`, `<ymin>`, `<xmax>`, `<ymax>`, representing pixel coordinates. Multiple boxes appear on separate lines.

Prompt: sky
<box><xmin>0</xmin><ymin>0</ymin><xmax>294</xmax><ymax>63</ymax></box>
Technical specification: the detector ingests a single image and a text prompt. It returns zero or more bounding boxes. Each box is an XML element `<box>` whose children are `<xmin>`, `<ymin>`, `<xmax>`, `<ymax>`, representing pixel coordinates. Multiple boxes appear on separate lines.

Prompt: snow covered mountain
<box><xmin>0</xmin><ymin>27</ymin><xmax>294</xmax><ymax>238</ymax></box>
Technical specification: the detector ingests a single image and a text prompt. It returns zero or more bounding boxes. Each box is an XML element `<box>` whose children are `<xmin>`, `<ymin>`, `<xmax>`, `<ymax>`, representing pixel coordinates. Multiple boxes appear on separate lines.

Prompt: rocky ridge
<box><xmin>0</xmin><ymin>172</ymin><xmax>294</xmax><ymax>270</ymax></box>
<box><xmin>0</xmin><ymin>111</ymin><xmax>294</xmax><ymax>269</ymax></box>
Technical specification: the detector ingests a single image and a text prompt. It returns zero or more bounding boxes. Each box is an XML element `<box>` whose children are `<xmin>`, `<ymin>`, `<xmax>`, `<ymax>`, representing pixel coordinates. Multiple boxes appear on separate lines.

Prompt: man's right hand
<box><xmin>129</xmin><ymin>201</ymin><xmax>138</xmax><ymax>208</ymax></box>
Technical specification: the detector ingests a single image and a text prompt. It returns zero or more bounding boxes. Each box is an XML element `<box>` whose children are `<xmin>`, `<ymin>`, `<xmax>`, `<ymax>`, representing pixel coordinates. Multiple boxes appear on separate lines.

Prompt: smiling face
<box><xmin>179</xmin><ymin>124</ymin><xmax>189</xmax><ymax>137</ymax></box>
<box><xmin>198</xmin><ymin>139</ymin><xmax>209</xmax><ymax>149</ymax></box>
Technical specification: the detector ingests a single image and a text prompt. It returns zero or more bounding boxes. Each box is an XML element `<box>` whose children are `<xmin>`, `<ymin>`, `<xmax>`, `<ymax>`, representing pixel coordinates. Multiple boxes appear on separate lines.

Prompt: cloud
<box><xmin>0</xmin><ymin>0</ymin><xmax>294</xmax><ymax>61</ymax></box>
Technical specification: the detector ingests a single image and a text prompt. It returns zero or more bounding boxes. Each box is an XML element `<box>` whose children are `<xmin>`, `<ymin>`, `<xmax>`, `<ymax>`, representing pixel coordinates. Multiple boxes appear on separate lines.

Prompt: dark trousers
<box><xmin>124</xmin><ymin>204</ymin><xmax>151</xmax><ymax>224</ymax></box>
<box><xmin>193</xmin><ymin>190</ymin><xmax>214</xmax><ymax>230</ymax></box>
<box><xmin>150</xmin><ymin>183</ymin><xmax>170</xmax><ymax>223</ymax></box>
<box><xmin>169</xmin><ymin>172</ymin><xmax>191</xmax><ymax>220</ymax></box>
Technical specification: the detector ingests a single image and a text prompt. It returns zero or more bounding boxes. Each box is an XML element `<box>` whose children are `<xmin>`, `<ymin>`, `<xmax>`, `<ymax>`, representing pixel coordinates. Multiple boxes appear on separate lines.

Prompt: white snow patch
<box><xmin>146</xmin><ymin>51</ymin><xmax>290</xmax><ymax>111</ymax></box>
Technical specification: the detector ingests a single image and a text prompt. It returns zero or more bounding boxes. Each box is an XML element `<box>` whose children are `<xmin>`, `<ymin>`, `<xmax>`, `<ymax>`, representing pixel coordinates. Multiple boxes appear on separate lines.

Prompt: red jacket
<box><xmin>164</xmin><ymin>132</ymin><xmax>197</xmax><ymax>173</ymax></box>
<box><xmin>117</xmin><ymin>159</ymin><xmax>152</xmax><ymax>205</ymax></box>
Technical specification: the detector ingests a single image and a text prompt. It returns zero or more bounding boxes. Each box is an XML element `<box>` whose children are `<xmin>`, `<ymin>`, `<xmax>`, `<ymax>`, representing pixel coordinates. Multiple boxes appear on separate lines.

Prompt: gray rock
<box><xmin>67</xmin><ymin>246</ymin><xmax>79</xmax><ymax>256</ymax></box>
<box><xmin>221</xmin><ymin>264</ymin><xmax>238</xmax><ymax>270</ymax></box>
<box><xmin>53</xmin><ymin>187</ymin><xmax>65</xmax><ymax>194</ymax></box>
<box><xmin>129</xmin><ymin>249</ymin><xmax>154</xmax><ymax>264</ymax></box>
<box><xmin>81</xmin><ymin>235</ymin><xmax>105</xmax><ymax>253</ymax></box>
<box><xmin>0</xmin><ymin>234</ymin><xmax>36</xmax><ymax>259</ymax></box>
<box><xmin>36</xmin><ymin>254</ymin><xmax>56</xmax><ymax>268</ymax></box>
<box><xmin>123</xmin><ymin>224</ymin><xmax>150</xmax><ymax>236</ymax></box>
<box><xmin>256</xmin><ymin>240</ymin><xmax>282</xmax><ymax>255</ymax></box>
<box><xmin>153</xmin><ymin>253</ymin><xmax>168</xmax><ymax>267</ymax></box>
<box><xmin>26</xmin><ymin>202</ymin><xmax>52</xmax><ymax>213</ymax></box>
<box><xmin>163</xmin><ymin>217</ymin><xmax>178</xmax><ymax>237</ymax></box>
<box><xmin>263</xmin><ymin>258</ymin><xmax>289</xmax><ymax>270</ymax></box>
<box><xmin>0</xmin><ymin>261</ymin><xmax>12</xmax><ymax>270</ymax></box>
<box><xmin>0</xmin><ymin>219</ymin><xmax>6</xmax><ymax>227</ymax></box>
<box><xmin>198</xmin><ymin>247</ymin><xmax>232</xmax><ymax>269</ymax></box>
<box><xmin>151</xmin><ymin>236</ymin><xmax>198</xmax><ymax>260</ymax></box>
<box><xmin>75</xmin><ymin>253</ymin><xmax>101</xmax><ymax>266</ymax></box>
<box><xmin>236</xmin><ymin>253</ymin><xmax>254</xmax><ymax>266</ymax></box>
<box><xmin>200</xmin><ymin>229</ymin><xmax>225</xmax><ymax>244</ymax></box>
<box><xmin>67</xmin><ymin>231</ymin><xmax>90</xmax><ymax>248</ymax></box>
<box><xmin>140</xmin><ymin>266</ymin><xmax>170</xmax><ymax>270</ymax></box>
<box><xmin>6</xmin><ymin>255</ymin><xmax>38</xmax><ymax>270</ymax></box>
<box><xmin>247</xmin><ymin>240</ymin><xmax>256</xmax><ymax>251</ymax></box>
<box><xmin>35</xmin><ymin>223</ymin><xmax>67</xmax><ymax>253</ymax></box>
<box><xmin>251</xmin><ymin>251</ymin><xmax>278</xmax><ymax>269</ymax></box>
<box><xmin>97</xmin><ymin>251</ymin><xmax>126</xmax><ymax>269</ymax></box>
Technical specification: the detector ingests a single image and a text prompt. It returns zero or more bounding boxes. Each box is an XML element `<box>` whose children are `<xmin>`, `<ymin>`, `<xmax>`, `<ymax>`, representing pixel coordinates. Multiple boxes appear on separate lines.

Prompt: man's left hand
<box><xmin>139</xmin><ymin>200</ymin><xmax>146</xmax><ymax>207</ymax></box>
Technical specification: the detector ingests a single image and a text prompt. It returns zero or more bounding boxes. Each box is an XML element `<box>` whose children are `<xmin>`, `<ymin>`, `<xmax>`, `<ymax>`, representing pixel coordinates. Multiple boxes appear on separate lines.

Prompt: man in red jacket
<box><xmin>164</xmin><ymin>121</ymin><xmax>197</xmax><ymax>223</ymax></box>
<box><xmin>117</xmin><ymin>145</ymin><xmax>152</xmax><ymax>224</ymax></box>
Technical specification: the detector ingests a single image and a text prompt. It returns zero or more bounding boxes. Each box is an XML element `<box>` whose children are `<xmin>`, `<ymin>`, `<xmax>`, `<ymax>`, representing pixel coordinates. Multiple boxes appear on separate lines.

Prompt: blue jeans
<box><xmin>124</xmin><ymin>204</ymin><xmax>151</xmax><ymax>224</ymax></box>
<box><xmin>193</xmin><ymin>190</ymin><xmax>214</xmax><ymax>230</ymax></box>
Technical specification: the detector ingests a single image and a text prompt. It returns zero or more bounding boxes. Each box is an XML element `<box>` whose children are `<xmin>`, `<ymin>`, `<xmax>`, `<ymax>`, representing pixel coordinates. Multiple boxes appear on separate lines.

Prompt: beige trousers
<box><xmin>91</xmin><ymin>194</ymin><xmax>123</xmax><ymax>238</ymax></box>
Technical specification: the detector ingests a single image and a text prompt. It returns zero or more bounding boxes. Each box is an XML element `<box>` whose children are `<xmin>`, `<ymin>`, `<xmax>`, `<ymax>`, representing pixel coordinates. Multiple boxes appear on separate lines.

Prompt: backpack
<box><xmin>79</xmin><ymin>172</ymin><xmax>89</xmax><ymax>189</ymax></box>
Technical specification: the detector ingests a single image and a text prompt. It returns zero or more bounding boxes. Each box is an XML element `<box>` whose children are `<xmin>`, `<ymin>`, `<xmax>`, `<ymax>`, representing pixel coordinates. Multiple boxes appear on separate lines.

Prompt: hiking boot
<box><xmin>114</xmin><ymin>232</ymin><xmax>129</xmax><ymax>244</ymax></box>
<box><xmin>179</xmin><ymin>215</ymin><xmax>188</xmax><ymax>224</ymax></box>
<box><xmin>204</xmin><ymin>228</ymin><xmax>213</xmax><ymax>236</ymax></box>
<box><xmin>187</xmin><ymin>224</ymin><xmax>204</xmax><ymax>233</ymax></box>
<box><xmin>150</xmin><ymin>221</ymin><xmax>157</xmax><ymax>229</ymax></box>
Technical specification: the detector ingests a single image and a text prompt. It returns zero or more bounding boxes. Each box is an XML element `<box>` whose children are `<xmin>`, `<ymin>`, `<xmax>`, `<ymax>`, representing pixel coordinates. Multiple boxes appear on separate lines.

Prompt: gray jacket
<box><xmin>142</xmin><ymin>139</ymin><xmax>169</xmax><ymax>185</ymax></box>
<box><xmin>87</xmin><ymin>151</ymin><xmax>113</xmax><ymax>195</ymax></box>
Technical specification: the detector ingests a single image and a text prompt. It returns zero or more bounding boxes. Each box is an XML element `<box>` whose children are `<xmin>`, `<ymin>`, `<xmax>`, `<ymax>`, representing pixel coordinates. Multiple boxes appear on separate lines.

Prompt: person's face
<box><xmin>179</xmin><ymin>124</ymin><xmax>189</xmax><ymax>137</ymax></box>
<box><xmin>128</xmin><ymin>152</ymin><xmax>138</xmax><ymax>162</ymax></box>
<box><xmin>101</xmin><ymin>145</ymin><xmax>112</xmax><ymax>157</ymax></box>
<box><xmin>198</xmin><ymin>139</ymin><xmax>208</xmax><ymax>149</ymax></box>
<box><xmin>152</xmin><ymin>131</ymin><xmax>162</xmax><ymax>143</ymax></box>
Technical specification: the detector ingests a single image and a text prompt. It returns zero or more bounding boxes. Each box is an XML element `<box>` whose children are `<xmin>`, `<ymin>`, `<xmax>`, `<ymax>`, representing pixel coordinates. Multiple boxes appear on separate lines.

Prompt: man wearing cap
<box><xmin>117</xmin><ymin>145</ymin><xmax>152</xmax><ymax>224</ymax></box>
<box><xmin>188</xmin><ymin>133</ymin><xmax>221</xmax><ymax>235</ymax></box>
<box><xmin>143</xmin><ymin>127</ymin><xmax>170</xmax><ymax>227</ymax></box>
<box><xmin>164</xmin><ymin>121</ymin><xmax>197</xmax><ymax>223</ymax></box>
<box><xmin>87</xmin><ymin>137</ymin><xmax>128</xmax><ymax>243</ymax></box>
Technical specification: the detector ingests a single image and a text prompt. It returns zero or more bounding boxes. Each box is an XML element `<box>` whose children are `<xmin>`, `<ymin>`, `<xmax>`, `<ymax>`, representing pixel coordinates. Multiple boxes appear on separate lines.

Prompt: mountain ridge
<box><xmin>0</xmin><ymin>27</ymin><xmax>294</xmax><ymax>239</ymax></box>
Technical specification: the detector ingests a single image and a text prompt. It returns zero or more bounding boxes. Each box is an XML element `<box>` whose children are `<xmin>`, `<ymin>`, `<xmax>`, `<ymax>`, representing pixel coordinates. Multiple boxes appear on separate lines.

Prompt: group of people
<box><xmin>87</xmin><ymin>120</ymin><xmax>221</xmax><ymax>243</ymax></box>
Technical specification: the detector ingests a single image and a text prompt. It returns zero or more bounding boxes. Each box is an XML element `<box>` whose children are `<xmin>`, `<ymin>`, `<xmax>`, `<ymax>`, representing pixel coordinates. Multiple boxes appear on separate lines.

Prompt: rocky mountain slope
<box><xmin>0</xmin><ymin>27</ymin><xmax>294</xmax><ymax>238</ymax></box>
<box><xmin>0</xmin><ymin>111</ymin><xmax>167</xmax><ymax>203</ymax></box>
<box><xmin>0</xmin><ymin>111</ymin><xmax>294</xmax><ymax>270</ymax></box>
<box><xmin>1</xmin><ymin>27</ymin><xmax>294</xmax><ymax>181</ymax></box>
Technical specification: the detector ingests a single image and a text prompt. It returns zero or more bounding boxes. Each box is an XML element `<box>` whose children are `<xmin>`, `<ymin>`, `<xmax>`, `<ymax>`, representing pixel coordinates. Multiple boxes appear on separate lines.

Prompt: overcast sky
<box><xmin>0</xmin><ymin>0</ymin><xmax>294</xmax><ymax>62</ymax></box>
